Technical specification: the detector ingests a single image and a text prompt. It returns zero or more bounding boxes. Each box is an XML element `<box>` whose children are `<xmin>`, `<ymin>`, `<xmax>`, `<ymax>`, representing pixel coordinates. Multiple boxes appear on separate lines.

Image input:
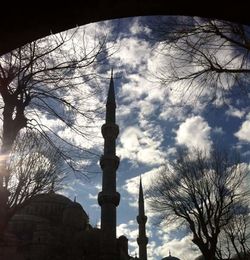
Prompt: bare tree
<box><xmin>0</xmin><ymin>130</ymin><xmax>64</xmax><ymax>234</ymax></box>
<box><xmin>0</xmin><ymin>27</ymin><xmax>109</xmax><ymax>180</ymax></box>
<box><xmin>223</xmin><ymin>212</ymin><xmax>250</xmax><ymax>259</ymax></box>
<box><xmin>7</xmin><ymin>130</ymin><xmax>64</xmax><ymax>208</ymax></box>
<box><xmin>148</xmin><ymin>148</ymin><xmax>250</xmax><ymax>260</ymax></box>
<box><xmin>215</xmin><ymin>211</ymin><xmax>250</xmax><ymax>260</ymax></box>
<box><xmin>149</xmin><ymin>16</ymin><xmax>250</xmax><ymax>103</ymax></box>
<box><xmin>0</xmin><ymin>26</ymin><xmax>110</xmax><ymax>235</ymax></box>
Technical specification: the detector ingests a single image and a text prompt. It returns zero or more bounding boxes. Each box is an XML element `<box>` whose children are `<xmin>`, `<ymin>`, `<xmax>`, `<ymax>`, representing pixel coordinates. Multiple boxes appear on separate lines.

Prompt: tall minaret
<box><xmin>137</xmin><ymin>176</ymin><xmax>148</xmax><ymax>260</ymax></box>
<box><xmin>98</xmin><ymin>70</ymin><xmax>120</xmax><ymax>260</ymax></box>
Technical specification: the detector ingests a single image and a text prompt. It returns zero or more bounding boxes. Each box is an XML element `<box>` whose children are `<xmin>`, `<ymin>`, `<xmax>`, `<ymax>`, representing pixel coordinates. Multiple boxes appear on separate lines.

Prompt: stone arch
<box><xmin>1</xmin><ymin>1</ymin><xmax>249</xmax><ymax>55</ymax></box>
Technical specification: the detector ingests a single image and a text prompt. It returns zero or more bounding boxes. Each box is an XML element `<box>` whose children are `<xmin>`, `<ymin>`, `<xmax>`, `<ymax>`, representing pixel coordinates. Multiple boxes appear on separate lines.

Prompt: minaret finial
<box><xmin>169</xmin><ymin>250</ymin><xmax>171</xmax><ymax>256</ymax></box>
<box><xmin>106</xmin><ymin>69</ymin><xmax>116</xmax><ymax>124</ymax></box>
<box><xmin>49</xmin><ymin>178</ymin><xmax>55</xmax><ymax>193</ymax></box>
<box><xmin>107</xmin><ymin>69</ymin><xmax>115</xmax><ymax>106</ymax></box>
<box><xmin>139</xmin><ymin>175</ymin><xmax>145</xmax><ymax>216</ymax></box>
<box><xmin>111</xmin><ymin>67</ymin><xmax>113</xmax><ymax>79</ymax></box>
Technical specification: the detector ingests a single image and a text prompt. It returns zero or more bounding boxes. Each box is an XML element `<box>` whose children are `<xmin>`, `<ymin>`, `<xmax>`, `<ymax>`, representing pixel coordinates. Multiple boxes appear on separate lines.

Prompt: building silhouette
<box><xmin>0</xmin><ymin>72</ymin><xmax>183</xmax><ymax>260</ymax></box>
<box><xmin>0</xmin><ymin>73</ymin><xmax>149</xmax><ymax>260</ymax></box>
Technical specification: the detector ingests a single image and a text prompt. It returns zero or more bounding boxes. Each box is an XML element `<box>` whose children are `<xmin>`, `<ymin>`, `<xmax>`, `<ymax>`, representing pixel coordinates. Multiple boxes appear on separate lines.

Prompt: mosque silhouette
<box><xmin>0</xmin><ymin>73</ymin><xmax>180</xmax><ymax>260</ymax></box>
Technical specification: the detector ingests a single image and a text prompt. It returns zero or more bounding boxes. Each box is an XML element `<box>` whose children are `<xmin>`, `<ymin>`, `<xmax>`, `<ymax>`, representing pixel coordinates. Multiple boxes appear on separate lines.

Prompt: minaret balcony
<box><xmin>137</xmin><ymin>215</ymin><xmax>148</xmax><ymax>224</ymax></box>
<box><xmin>98</xmin><ymin>191</ymin><xmax>120</xmax><ymax>207</ymax></box>
<box><xmin>101</xmin><ymin>123</ymin><xmax>119</xmax><ymax>139</ymax></box>
<box><xmin>100</xmin><ymin>155</ymin><xmax>120</xmax><ymax>170</ymax></box>
<box><xmin>137</xmin><ymin>236</ymin><xmax>148</xmax><ymax>245</ymax></box>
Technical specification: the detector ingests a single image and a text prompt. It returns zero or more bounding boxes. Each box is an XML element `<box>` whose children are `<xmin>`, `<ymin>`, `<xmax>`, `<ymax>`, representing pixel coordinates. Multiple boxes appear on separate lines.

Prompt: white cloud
<box><xmin>117</xmin><ymin>219</ymin><xmax>157</xmax><ymax>260</ymax></box>
<box><xmin>226</xmin><ymin>105</ymin><xmax>245</xmax><ymax>118</ymax></box>
<box><xmin>117</xmin><ymin>222</ymin><xmax>138</xmax><ymax>255</ymax></box>
<box><xmin>112</xmin><ymin>37</ymin><xmax>151</xmax><ymax>69</ymax></box>
<box><xmin>118</xmin><ymin>126</ymin><xmax>165</xmax><ymax>166</ymax></box>
<box><xmin>119</xmin><ymin>73</ymin><xmax>163</xmax><ymax>103</ymax></box>
<box><xmin>129</xmin><ymin>18</ymin><xmax>152</xmax><ymax>36</ymax></box>
<box><xmin>213</xmin><ymin>126</ymin><xmax>224</xmax><ymax>135</ymax></box>
<box><xmin>138</xmin><ymin>100</ymin><xmax>155</xmax><ymax>117</ymax></box>
<box><xmin>123</xmin><ymin>167</ymin><xmax>162</xmax><ymax>208</ymax></box>
<box><xmin>137</xmin><ymin>148</ymin><xmax>162</xmax><ymax>165</ymax></box>
<box><xmin>119</xmin><ymin>74</ymin><xmax>147</xmax><ymax>102</ymax></box>
<box><xmin>175</xmin><ymin>116</ymin><xmax>212</xmax><ymax>152</ymax></box>
<box><xmin>88</xmin><ymin>193</ymin><xmax>97</xmax><ymax>200</ymax></box>
<box><xmin>117</xmin><ymin>223</ymin><xmax>137</xmax><ymax>238</ymax></box>
<box><xmin>155</xmin><ymin>233</ymin><xmax>200</xmax><ymax>260</ymax></box>
<box><xmin>235</xmin><ymin>115</ymin><xmax>250</xmax><ymax>142</ymax></box>
<box><xmin>120</xmin><ymin>127</ymin><xmax>141</xmax><ymax>152</ymax></box>
<box><xmin>159</xmin><ymin>104</ymin><xmax>186</xmax><ymax>122</ymax></box>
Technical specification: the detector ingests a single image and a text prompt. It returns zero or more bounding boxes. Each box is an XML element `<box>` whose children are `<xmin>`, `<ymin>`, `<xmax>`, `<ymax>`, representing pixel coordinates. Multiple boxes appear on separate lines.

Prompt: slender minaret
<box><xmin>137</xmin><ymin>176</ymin><xmax>148</xmax><ymax>260</ymax></box>
<box><xmin>98</xmin><ymin>70</ymin><xmax>120</xmax><ymax>260</ymax></box>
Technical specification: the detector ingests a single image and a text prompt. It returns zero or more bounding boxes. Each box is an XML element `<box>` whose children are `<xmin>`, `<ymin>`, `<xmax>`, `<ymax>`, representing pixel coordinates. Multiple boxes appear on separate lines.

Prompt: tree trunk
<box><xmin>193</xmin><ymin>238</ymin><xmax>217</xmax><ymax>260</ymax></box>
<box><xmin>0</xmin><ymin>102</ymin><xmax>27</xmax><ymax>238</ymax></box>
<box><xmin>0</xmin><ymin>188</ymin><xmax>10</xmax><ymax>239</ymax></box>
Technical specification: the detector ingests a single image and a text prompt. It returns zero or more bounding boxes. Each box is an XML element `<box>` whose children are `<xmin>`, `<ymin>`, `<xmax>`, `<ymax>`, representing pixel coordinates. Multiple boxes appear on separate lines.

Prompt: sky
<box><xmin>36</xmin><ymin>16</ymin><xmax>250</xmax><ymax>260</ymax></box>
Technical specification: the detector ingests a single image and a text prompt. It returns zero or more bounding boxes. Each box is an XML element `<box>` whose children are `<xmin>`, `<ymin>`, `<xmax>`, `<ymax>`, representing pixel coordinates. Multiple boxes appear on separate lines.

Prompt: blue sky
<box><xmin>41</xmin><ymin>16</ymin><xmax>250</xmax><ymax>260</ymax></box>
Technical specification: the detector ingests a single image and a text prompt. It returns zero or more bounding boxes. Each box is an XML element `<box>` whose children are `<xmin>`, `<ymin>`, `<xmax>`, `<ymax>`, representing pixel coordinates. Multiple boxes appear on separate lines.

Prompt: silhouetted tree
<box><xmin>7</xmin><ymin>130</ymin><xmax>64</xmax><ymax>208</ymax></box>
<box><xmin>223</xmin><ymin>212</ymin><xmax>250</xmax><ymax>259</ymax></box>
<box><xmin>148</xmin><ymin>148</ymin><xmax>250</xmax><ymax>260</ymax></box>
<box><xmin>0</xmin><ymin>27</ymin><xmax>108</xmax><ymax>180</ymax></box>
<box><xmin>0</xmin><ymin>26</ymin><xmax>109</xmax><ymax>235</ymax></box>
<box><xmin>215</xmin><ymin>211</ymin><xmax>250</xmax><ymax>259</ymax></box>
<box><xmin>0</xmin><ymin>130</ymin><xmax>64</xmax><ymax>233</ymax></box>
<box><xmin>150</xmin><ymin>17</ymin><xmax>250</xmax><ymax>102</ymax></box>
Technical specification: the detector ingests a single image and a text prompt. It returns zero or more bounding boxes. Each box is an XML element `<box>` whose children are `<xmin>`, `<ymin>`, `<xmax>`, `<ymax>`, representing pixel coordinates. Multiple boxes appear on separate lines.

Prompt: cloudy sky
<box><xmin>45</xmin><ymin>17</ymin><xmax>250</xmax><ymax>260</ymax></box>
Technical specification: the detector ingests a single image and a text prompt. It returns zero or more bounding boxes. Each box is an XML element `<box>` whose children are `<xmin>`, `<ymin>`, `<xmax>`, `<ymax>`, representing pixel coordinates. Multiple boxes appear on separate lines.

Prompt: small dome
<box><xmin>118</xmin><ymin>235</ymin><xmax>128</xmax><ymax>241</ymax></box>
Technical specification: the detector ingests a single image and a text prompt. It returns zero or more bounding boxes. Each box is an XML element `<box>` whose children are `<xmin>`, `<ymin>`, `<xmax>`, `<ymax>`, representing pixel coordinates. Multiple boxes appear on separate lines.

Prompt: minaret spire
<box><xmin>98</xmin><ymin>70</ymin><xmax>120</xmax><ymax>260</ymax></box>
<box><xmin>139</xmin><ymin>175</ymin><xmax>145</xmax><ymax>216</ymax></box>
<box><xmin>106</xmin><ymin>68</ymin><xmax>116</xmax><ymax>124</ymax></box>
<box><xmin>137</xmin><ymin>176</ymin><xmax>148</xmax><ymax>260</ymax></box>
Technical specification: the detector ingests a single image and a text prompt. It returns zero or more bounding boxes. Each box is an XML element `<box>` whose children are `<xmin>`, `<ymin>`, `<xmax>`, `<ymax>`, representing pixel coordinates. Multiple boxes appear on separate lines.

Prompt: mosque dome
<box><xmin>162</xmin><ymin>254</ymin><xmax>181</xmax><ymax>260</ymax></box>
<box><xmin>8</xmin><ymin>192</ymin><xmax>90</xmax><ymax>245</ymax></box>
<box><xmin>16</xmin><ymin>192</ymin><xmax>88</xmax><ymax>227</ymax></box>
<box><xmin>19</xmin><ymin>192</ymin><xmax>72</xmax><ymax>222</ymax></box>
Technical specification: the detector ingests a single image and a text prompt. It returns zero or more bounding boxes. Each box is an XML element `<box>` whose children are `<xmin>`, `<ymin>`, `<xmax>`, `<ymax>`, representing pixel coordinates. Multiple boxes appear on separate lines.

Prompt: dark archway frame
<box><xmin>1</xmin><ymin>1</ymin><xmax>249</xmax><ymax>56</ymax></box>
